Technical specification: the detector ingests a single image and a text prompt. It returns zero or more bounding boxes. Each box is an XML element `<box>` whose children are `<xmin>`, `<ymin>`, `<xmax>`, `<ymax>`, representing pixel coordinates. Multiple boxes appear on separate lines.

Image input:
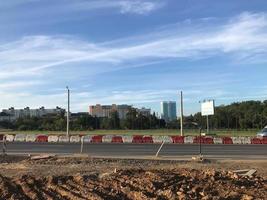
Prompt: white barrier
<box><xmin>163</xmin><ymin>136</ymin><xmax>172</xmax><ymax>143</ymax></box>
<box><xmin>184</xmin><ymin>136</ymin><xmax>194</xmax><ymax>144</ymax></box>
<box><xmin>14</xmin><ymin>134</ymin><xmax>26</xmax><ymax>142</ymax></box>
<box><xmin>48</xmin><ymin>135</ymin><xmax>59</xmax><ymax>142</ymax></box>
<box><xmin>5</xmin><ymin>134</ymin><xmax>14</xmax><ymax>142</ymax></box>
<box><xmin>240</xmin><ymin>137</ymin><xmax>251</xmax><ymax>144</ymax></box>
<box><xmin>152</xmin><ymin>136</ymin><xmax>172</xmax><ymax>143</ymax></box>
<box><xmin>102</xmin><ymin>135</ymin><xmax>113</xmax><ymax>143</ymax></box>
<box><xmin>70</xmin><ymin>135</ymin><xmax>80</xmax><ymax>143</ymax></box>
<box><xmin>231</xmin><ymin>137</ymin><xmax>243</xmax><ymax>144</ymax></box>
<box><xmin>58</xmin><ymin>135</ymin><xmax>69</xmax><ymax>142</ymax></box>
<box><xmin>152</xmin><ymin>136</ymin><xmax>163</xmax><ymax>143</ymax></box>
<box><xmin>213</xmin><ymin>137</ymin><xmax>223</xmax><ymax>144</ymax></box>
<box><xmin>26</xmin><ymin>134</ymin><xmax>37</xmax><ymax>142</ymax></box>
<box><xmin>82</xmin><ymin>135</ymin><xmax>92</xmax><ymax>143</ymax></box>
<box><xmin>122</xmin><ymin>135</ymin><xmax>132</xmax><ymax>143</ymax></box>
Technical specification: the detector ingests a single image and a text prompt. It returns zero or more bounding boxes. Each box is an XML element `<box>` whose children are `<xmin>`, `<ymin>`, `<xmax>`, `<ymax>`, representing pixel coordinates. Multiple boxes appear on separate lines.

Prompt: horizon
<box><xmin>1</xmin><ymin>0</ymin><xmax>267</xmax><ymax>115</ymax></box>
<box><xmin>2</xmin><ymin>99</ymin><xmax>266</xmax><ymax>117</ymax></box>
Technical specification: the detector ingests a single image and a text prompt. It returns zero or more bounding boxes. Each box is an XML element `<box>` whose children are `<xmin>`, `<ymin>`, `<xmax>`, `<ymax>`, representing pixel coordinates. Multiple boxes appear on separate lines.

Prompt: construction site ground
<box><xmin>0</xmin><ymin>155</ymin><xmax>266</xmax><ymax>200</ymax></box>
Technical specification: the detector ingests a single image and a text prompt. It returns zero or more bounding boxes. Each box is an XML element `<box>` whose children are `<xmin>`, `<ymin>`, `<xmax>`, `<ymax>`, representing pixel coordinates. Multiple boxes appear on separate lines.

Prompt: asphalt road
<box><xmin>3</xmin><ymin>142</ymin><xmax>267</xmax><ymax>159</ymax></box>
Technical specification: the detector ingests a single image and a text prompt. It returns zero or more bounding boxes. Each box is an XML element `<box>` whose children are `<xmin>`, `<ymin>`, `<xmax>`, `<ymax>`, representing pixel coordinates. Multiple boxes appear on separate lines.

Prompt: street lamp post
<box><xmin>66</xmin><ymin>86</ymin><xmax>70</xmax><ymax>137</ymax></box>
<box><xmin>190</xmin><ymin>122</ymin><xmax>202</xmax><ymax>157</ymax></box>
<box><xmin>199</xmin><ymin>127</ymin><xmax>202</xmax><ymax>156</ymax></box>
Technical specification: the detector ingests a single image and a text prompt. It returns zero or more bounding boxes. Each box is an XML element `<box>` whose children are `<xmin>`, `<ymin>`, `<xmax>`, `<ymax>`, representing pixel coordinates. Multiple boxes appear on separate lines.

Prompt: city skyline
<box><xmin>1</xmin><ymin>0</ymin><xmax>267</xmax><ymax>115</ymax></box>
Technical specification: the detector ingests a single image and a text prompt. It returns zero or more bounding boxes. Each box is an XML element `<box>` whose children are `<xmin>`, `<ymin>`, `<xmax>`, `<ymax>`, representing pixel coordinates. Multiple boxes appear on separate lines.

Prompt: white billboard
<box><xmin>201</xmin><ymin>100</ymin><xmax>214</xmax><ymax>116</ymax></box>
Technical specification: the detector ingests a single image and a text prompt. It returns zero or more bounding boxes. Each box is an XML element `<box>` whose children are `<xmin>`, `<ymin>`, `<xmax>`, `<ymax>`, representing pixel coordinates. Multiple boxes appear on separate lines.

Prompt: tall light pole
<box><xmin>180</xmin><ymin>91</ymin><xmax>184</xmax><ymax>136</ymax></box>
<box><xmin>66</xmin><ymin>86</ymin><xmax>70</xmax><ymax>137</ymax></box>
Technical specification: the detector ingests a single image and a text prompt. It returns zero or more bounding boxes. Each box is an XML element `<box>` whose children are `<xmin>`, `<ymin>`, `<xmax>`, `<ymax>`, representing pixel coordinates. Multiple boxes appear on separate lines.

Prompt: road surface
<box><xmin>4</xmin><ymin>142</ymin><xmax>267</xmax><ymax>159</ymax></box>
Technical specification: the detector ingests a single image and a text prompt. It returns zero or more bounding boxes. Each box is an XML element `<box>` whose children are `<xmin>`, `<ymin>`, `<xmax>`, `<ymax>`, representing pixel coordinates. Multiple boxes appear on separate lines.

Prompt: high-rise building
<box><xmin>160</xmin><ymin>101</ymin><xmax>177</xmax><ymax>122</ymax></box>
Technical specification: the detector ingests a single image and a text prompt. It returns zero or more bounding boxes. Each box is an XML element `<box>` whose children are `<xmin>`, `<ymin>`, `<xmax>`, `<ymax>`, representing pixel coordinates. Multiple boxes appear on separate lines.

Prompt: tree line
<box><xmin>184</xmin><ymin>100</ymin><xmax>267</xmax><ymax>130</ymax></box>
<box><xmin>0</xmin><ymin>100</ymin><xmax>266</xmax><ymax>131</ymax></box>
<box><xmin>0</xmin><ymin>108</ymin><xmax>166</xmax><ymax>131</ymax></box>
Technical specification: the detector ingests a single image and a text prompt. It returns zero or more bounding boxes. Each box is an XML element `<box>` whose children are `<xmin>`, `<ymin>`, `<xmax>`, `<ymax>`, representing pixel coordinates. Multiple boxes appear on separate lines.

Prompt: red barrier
<box><xmin>0</xmin><ymin>134</ymin><xmax>3</xmax><ymax>141</ymax></box>
<box><xmin>262</xmin><ymin>137</ymin><xmax>267</xmax><ymax>144</ymax></box>
<box><xmin>132</xmin><ymin>135</ymin><xmax>143</xmax><ymax>143</ymax></box>
<box><xmin>36</xmin><ymin>135</ymin><xmax>48</xmax><ymax>142</ymax></box>
<box><xmin>143</xmin><ymin>136</ymin><xmax>153</xmax><ymax>143</ymax></box>
<box><xmin>91</xmin><ymin>135</ymin><xmax>103</xmax><ymax>143</ymax></box>
<box><xmin>193</xmin><ymin>136</ymin><xmax>210</xmax><ymax>144</ymax></box>
<box><xmin>222</xmin><ymin>137</ymin><xmax>233</xmax><ymax>144</ymax></box>
<box><xmin>111</xmin><ymin>136</ymin><xmax>123</xmax><ymax>143</ymax></box>
<box><xmin>205</xmin><ymin>137</ymin><xmax>214</xmax><ymax>144</ymax></box>
<box><xmin>251</xmin><ymin>138</ymin><xmax>262</xmax><ymax>144</ymax></box>
<box><xmin>171</xmin><ymin>136</ymin><xmax>184</xmax><ymax>144</ymax></box>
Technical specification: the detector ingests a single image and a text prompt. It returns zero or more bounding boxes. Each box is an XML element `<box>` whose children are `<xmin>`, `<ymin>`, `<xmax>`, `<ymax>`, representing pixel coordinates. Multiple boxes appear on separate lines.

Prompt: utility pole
<box><xmin>180</xmin><ymin>91</ymin><xmax>184</xmax><ymax>136</ymax></box>
<box><xmin>206</xmin><ymin>115</ymin><xmax>209</xmax><ymax>135</ymax></box>
<box><xmin>66</xmin><ymin>86</ymin><xmax>70</xmax><ymax>137</ymax></box>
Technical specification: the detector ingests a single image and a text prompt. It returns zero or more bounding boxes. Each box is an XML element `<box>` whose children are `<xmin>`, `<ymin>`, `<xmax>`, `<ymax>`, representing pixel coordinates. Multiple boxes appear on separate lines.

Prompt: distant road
<box><xmin>4</xmin><ymin>142</ymin><xmax>267</xmax><ymax>159</ymax></box>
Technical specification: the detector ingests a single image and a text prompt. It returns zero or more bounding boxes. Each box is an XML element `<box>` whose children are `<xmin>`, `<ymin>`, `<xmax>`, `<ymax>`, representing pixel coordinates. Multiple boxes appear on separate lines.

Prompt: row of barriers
<box><xmin>0</xmin><ymin>134</ymin><xmax>267</xmax><ymax>144</ymax></box>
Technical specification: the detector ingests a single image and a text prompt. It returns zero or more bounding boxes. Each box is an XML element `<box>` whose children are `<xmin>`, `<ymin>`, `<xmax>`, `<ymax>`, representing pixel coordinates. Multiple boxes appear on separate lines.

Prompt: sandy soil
<box><xmin>0</xmin><ymin>155</ymin><xmax>266</xmax><ymax>200</ymax></box>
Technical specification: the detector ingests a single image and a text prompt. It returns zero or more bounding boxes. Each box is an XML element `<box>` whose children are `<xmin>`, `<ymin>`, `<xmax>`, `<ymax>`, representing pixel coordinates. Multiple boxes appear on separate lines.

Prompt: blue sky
<box><xmin>0</xmin><ymin>0</ymin><xmax>267</xmax><ymax>115</ymax></box>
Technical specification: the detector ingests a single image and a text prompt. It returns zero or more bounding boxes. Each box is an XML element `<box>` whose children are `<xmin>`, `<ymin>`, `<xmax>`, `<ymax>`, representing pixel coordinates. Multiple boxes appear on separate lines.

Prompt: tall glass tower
<box><xmin>160</xmin><ymin>101</ymin><xmax>177</xmax><ymax>122</ymax></box>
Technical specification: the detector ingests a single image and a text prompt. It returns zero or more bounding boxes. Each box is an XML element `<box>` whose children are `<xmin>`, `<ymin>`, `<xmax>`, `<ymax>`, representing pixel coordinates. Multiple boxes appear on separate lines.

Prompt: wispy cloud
<box><xmin>1</xmin><ymin>12</ymin><xmax>267</xmax><ymax>79</ymax></box>
<box><xmin>72</xmin><ymin>0</ymin><xmax>164</xmax><ymax>15</ymax></box>
<box><xmin>0</xmin><ymin>80</ymin><xmax>42</xmax><ymax>91</ymax></box>
<box><xmin>1</xmin><ymin>0</ymin><xmax>164</xmax><ymax>15</ymax></box>
<box><xmin>118</xmin><ymin>1</ymin><xmax>163</xmax><ymax>14</ymax></box>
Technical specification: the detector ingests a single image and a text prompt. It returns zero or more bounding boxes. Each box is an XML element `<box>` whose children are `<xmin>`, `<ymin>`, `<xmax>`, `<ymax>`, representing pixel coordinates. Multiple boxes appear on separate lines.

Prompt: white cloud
<box><xmin>68</xmin><ymin>0</ymin><xmax>164</xmax><ymax>15</ymax></box>
<box><xmin>118</xmin><ymin>1</ymin><xmax>163</xmax><ymax>14</ymax></box>
<box><xmin>0</xmin><ymin>80</ymin><xmax>42</xmax><ymax>91</ymax></box>
<box><xmin>1</xmin><ymin>12</ymin><xmax>267</xmax><ymax>79</ymax></box>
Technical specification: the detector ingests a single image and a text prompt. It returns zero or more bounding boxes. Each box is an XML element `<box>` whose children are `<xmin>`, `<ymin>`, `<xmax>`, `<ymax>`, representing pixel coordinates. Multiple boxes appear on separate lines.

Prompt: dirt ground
<box><xmin>0</xmin><ymin>155</ymin><xmax>266</xmax><ymax>200</ymax></box>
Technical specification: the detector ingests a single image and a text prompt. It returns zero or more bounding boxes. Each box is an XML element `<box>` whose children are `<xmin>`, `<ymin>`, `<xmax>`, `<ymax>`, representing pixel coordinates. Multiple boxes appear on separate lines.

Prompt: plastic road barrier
<box><xmin>251</xmin><ymin>137</ymin><xmax>262</xmax><ymax>144</ymax></box>
<box><xmin>14</xmin><ymin>134</ymin><xmax>26</xmax><ymax>142</ymax></box>
<box><xmin>231</xmin><ymin>137</ymin><xmax>251</xmax><ymax>144</ymax></box>
<box><xmin>121</xmin><ymin>135</ymin><xmax>132</xmax><ymax>143</ymax></box>
<box><xmin>26</xmin><ymin>134</ymin><xmax>37</xmax><ymax>142</ymax></box>
<box><xmin>143</xmin><ymin>136</ymin><xmax>153</xmax><ymax>143</ymax></box>
<box><xmin>222</xmin><ymin>137</ymin><xmax>233</xmax><ymax>144</ymax></box>
<box><xmin>231</xmin><ymin>137</ymin><xmax>243</xmax><ymax>144</ymax></box>
<box><xmin>132</xmin><ymin>135</ymin><xmax>143</xmax><ymax>143</ymax></box>
<box><xmin>171</xmin><ymin>136</ymin><xmax>184</xmax><ymax>144</ymax></box>
<box><xmin>58</xmin><ymin>135</ymin><xmax>69</xmax><ymax>142</ymax></box>
<box><xmin>91</xmin><ymin>135</ymin><xmax>103</xmax><ymax>143</ymax></box>
<box><xmin>82</xmin><ymin>135</ymin><xmax>92</xmax><ymax>143</ymax></box>
<box><xmin>262</xmin><ymin>137</ymin><xmax>267</xmax><ymax>144</ymax></box>
<box><xmin>5</xmin><ymin>134</ymin><xmax>15</xmax><ymax>142</ymax></box>
<box><xmin>48</xmin><ymin>135</ymin><xmax>59</xmax><ymax>142</ymax></box>
<box><xmin>102</xmin><ymin>135</ymin><xmax>113</xmax><ymax>143</ymax></box>
<box><xmin>70</xmin><ymin>135</ymin><xmax>80</xmax><ymax>143</ymax></box>
<box><xmin>162</xmin><ymin>136</ymin><xmax>172</xmax><ymax>143</ymax></box>
<box><xmin>213</xmin><ymin>137</ymin><xmax>223</xmax><ymax>144</ymax></box>
<box><xmin>184</xmin><ymin>136</ymin><xmax>194</xmax><ymax>144</ymax></box>
<box><xmin>36</xmin><ymin>135</ymin><xmax>48</xmax><ymax>142</ymax></box>
<box><xmin>241</xmin><ymin>137</ymin><xmax>251</xmax><ymax>144</ymax></box>
<box><xmin>152</xmin><ymin>136</ymin><xmax>164</xmax><ymax>143</ymax></box>
<box><xmin>205</xmin><ymin>137</ymin><xmax>214</xmax><ymax>144</ymax></box>
<box><xmin>111</xmin><ymin>136</ymin><xmax>123</xmax><ymax>143</ymax></box>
